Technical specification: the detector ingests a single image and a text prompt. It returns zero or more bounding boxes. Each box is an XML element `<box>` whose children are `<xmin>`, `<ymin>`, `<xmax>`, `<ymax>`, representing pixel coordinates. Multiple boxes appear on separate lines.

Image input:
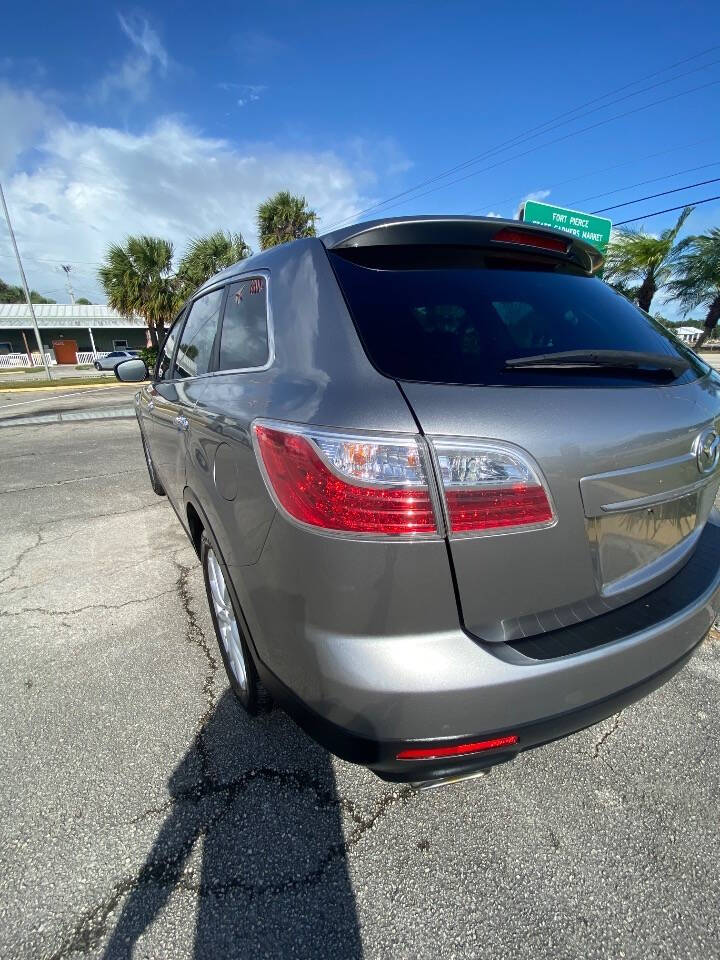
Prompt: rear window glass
<box><xmin>328</xmin><ymin>247</ymin><xmax>706</xmax><ymax>387</ymax></box>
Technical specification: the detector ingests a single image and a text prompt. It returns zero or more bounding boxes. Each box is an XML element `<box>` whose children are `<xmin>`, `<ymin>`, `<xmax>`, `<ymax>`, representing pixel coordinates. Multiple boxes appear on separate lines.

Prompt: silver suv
<box><xmin>117</xmin><ymin>216</ymin><xmax>720</xmax><ymax>786</ymax></box>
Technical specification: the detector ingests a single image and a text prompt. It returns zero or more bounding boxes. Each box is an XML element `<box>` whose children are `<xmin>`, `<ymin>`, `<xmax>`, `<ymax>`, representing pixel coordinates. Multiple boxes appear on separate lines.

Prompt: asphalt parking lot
<box><xmin>1</xmin><ymin>398</ymin><xmax>719</xmax><ymax>959</ymax></box>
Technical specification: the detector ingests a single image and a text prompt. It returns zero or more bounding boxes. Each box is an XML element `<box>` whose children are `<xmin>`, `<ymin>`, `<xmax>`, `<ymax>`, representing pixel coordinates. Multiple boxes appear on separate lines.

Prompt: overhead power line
<box><xmin>591</xmin><ymin>176</ymin><xmax>720</xmax><ymax>214</ymax></box>
<box><xmin>327</xmin><ymin>75</ymin><xmax>720</xmax><ymax>231</ymax></box>
<box><xmin>614</xmin><ymin>195</ymin><xmax>720</xmax><ymax>226</ymax></box>
<box><xmin>324</xmin><ymin>46</ymin><xmax>720</xmax><ymax>230</ymax></box>
<box><xmin>0</xmin><ymin>253</ymin><xmax>99</xmax><ymax>266</ymax></box>
<box><xmin>569</xmin><ymin>160</ymin><xmax>720</xmax><ymax>207</ymax></box>
<box><xmin>367</xmin><ymin>78</ymin><xmax>720</xmax><ymax>218</ymax></box>
<box><xmin>467</xmin><ymin>136</ymin><xmax>718</xmax><ymax>215</ymax></box>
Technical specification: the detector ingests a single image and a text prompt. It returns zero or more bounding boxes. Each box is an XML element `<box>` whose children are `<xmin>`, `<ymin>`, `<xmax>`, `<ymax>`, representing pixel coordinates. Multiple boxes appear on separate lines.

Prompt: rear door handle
<box><xmin>174</xmin><ymin>414</ymin><xmax>190</xmax><ymax>432</ymax></box>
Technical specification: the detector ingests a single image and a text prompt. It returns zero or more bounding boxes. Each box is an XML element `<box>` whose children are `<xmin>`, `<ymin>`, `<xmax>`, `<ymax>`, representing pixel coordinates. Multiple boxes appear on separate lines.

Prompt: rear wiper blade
<box><xmin>505</xmin><ymin>350</ymin><xmax>689</xmax><ymax>376</ymax></box>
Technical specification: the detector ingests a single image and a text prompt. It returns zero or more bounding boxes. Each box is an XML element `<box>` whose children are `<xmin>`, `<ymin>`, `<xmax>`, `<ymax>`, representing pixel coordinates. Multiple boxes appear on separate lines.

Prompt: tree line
<box><xmin>97</xmin><ymin>190</ymin><xmax>316</xmax><ymax>347</ymax></box>
<box><xmin>0</xmin><ymin>277</ymin><xmax>92</xmax><ymax>305</ymax></box>
<box><xmin>604</xmin><ymin>205</ymin><xmax>720</xmax><ymax>349</ymax></box>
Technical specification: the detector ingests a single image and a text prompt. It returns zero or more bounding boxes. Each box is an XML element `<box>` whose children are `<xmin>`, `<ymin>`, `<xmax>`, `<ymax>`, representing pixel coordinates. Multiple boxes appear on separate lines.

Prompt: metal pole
<box><xmin>61</xmin><ymin>264</ymin><xmax>75</xmax><ymax>304</ymax></box>
<box><xmin>0</xmin><ymin>180</ymin><xmax>52</xmax><ymax>381</ymax></box>
<box><xmin>20</xmin><ymin>329</ymin><xmax>34</xmax><ymax>366</ymax></box>
<box><xmin>88</xmin><ymin>327</ymin><xmax>97</xmax><ymax>360</ymax></box>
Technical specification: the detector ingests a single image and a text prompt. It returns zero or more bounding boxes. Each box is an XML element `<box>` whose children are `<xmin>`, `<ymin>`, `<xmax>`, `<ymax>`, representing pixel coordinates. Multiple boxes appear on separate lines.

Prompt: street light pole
<box><xmin>0</xmin><ymin>180</ymin><xmax>52</xmax><ymax>381</ymax></box>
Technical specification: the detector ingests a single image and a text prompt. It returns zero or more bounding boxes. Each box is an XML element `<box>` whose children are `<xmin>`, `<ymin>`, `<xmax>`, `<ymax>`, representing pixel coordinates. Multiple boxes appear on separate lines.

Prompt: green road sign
<box><xmin>521</xmin><ymin>200</ymin><xmax>612</xmax><ymax>255</ymax></box>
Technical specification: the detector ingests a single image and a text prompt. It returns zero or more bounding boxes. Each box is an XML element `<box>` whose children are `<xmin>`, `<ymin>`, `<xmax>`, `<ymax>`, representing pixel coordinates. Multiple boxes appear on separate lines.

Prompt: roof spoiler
<box><xmin>321</xmin><ymin>216</ymin><xmax>604</xmax><ymax>275</ymax></box>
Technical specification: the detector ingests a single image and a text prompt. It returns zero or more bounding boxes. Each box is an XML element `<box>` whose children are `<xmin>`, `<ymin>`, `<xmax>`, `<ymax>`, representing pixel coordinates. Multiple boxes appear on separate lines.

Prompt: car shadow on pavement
<box><xmin>102</xmin><ymin>690</ymin><xmax>363</xmax><ymax>959</ymax></box>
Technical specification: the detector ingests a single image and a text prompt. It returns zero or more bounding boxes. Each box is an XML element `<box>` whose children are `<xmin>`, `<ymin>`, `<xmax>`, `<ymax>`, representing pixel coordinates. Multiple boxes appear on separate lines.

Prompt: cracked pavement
<box><xmin>1</xmin><ymin>416</ymin><xmax>719</xmax><ymax>959</ymax></box>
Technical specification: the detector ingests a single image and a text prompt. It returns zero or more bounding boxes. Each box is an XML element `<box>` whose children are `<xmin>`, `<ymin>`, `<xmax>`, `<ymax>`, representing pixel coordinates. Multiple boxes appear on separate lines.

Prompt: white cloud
<box><xmin>97</xmin><ymin>12</ymin><xmax>168</xmax><ymax>102</ymax></box>
<box><xmin>515</xmin><ymin>188</ymin><xmax>550</xmax><ymax>218</ymax></box>
<box><xmin>0</xmin><ymin>84</ymin><xmax>58</xmax><ymax>175</ymax></box>
<box><xmin>485</xmin><ymin>210</ymin><xmax>503</xmax><ymax>218</ymax></box>
<box><xmin>216</xmin><ymin>82</ymin><xmax>267</xmax><ymax>106</ymax></box>
<box><xmin>0</xmin><ymin>95</ymin><xmax>377</xmax><ymax>301</ymax></box>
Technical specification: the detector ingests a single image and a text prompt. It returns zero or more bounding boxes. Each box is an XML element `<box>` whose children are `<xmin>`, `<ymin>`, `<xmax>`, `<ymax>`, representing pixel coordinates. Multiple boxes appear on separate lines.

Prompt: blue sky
<box><xmin>1</xmin><ymin>0</ymin><xmax>719</xmax><ymax>316</ymax></box>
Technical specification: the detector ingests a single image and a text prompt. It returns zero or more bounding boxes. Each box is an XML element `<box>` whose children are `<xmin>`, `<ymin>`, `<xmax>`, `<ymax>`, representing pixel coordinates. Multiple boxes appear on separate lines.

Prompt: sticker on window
<box><xmin>234</xmin><ymin>278</ymin><xmax>263</xmax><ymax>304</ymax></box>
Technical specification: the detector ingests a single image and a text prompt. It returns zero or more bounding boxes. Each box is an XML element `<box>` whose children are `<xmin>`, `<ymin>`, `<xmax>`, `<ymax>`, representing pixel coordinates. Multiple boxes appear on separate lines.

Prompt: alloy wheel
<box><xmin>206</xmin><ymin>549</ymin><xmax>248</xmax><ymax>694</ymax></box>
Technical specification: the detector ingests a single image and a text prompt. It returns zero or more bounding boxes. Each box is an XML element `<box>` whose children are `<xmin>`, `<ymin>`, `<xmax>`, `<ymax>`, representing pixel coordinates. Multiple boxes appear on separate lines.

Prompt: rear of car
<box><xmin>237</xmin><ymin>219</ymin><xmax>720</xmax><ymax>783</ymax></box>
<box><xmin>137</xmin><ymin>216</ymin><xmax>720</xmax><ymax>786</ymax></box>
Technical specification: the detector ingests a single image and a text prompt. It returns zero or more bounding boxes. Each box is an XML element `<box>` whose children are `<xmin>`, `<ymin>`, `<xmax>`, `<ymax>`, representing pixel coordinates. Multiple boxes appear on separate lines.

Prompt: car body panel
<box><xmin>237</xmin><ymin>514</ymin><xmax>720</xmax><ymax>740</ymax></box>
<box><xmin>183</xmin><ymin>240</ymin><xmax>419</xmax><ymax>570</ymax></box>
<box><xmin>144</xmin><ymin>378</ymin><xmax>206</xmax><ymax>508</ymax></box>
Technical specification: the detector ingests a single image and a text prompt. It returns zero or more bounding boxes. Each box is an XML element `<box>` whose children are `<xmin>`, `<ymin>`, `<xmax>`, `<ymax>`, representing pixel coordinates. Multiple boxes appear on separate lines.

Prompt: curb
<box><xmin>0</xmin><ymin>380</ymin><xmax>130</xmax><ymax>394</ymax></box>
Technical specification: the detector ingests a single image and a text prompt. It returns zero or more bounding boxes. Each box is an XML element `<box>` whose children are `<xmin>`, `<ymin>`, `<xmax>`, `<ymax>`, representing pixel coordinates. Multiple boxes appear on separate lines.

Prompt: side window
<box><xmin>156</xmin><ymin>312</ymin><xmax>183</xmax><ymax>380</ymax></box>
<box><xmin>174</xmin><ymin>289</ymin><xmax>224</xmax><ymax>379</ymax></box>
<box><xmin>218</xmin><ymin>277</ymin><xmax>269</xmax><ymax>371</ymax></box>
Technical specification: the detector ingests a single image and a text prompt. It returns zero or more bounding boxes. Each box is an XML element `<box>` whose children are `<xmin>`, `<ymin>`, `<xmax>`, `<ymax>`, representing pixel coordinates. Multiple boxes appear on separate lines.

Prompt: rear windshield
<box><xmin>328</xmin><ymin>246</ymin><xmax>706</xmax><ymax>387</ymax></box>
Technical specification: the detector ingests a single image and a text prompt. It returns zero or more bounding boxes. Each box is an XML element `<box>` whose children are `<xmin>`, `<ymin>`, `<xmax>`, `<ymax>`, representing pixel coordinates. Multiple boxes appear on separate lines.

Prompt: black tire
<box><xmin>140</xmin><ymin>431</ymin><xmax>166</xmax><ymax>496</ymax></box>
<box><xmin>94</xmin><ymin>362</ymin><xmax>101</xmax><ymax>370</ymax></box>
<box><xmin>200</xmin><ymin>532</ymin><xmax>271</xmax><ymax>715</ymax></box>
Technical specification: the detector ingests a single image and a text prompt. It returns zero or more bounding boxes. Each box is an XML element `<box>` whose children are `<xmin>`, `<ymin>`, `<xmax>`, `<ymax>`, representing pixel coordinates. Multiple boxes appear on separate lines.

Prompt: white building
<box><xmin>674</xmin><ymin>326</ymin><xmax>701</xmax><ymax>344</ymax></box>
<box><xmin>0</xmin><ymin>304</ymin><xmax>149</xmax><ymax>363</ymax></box>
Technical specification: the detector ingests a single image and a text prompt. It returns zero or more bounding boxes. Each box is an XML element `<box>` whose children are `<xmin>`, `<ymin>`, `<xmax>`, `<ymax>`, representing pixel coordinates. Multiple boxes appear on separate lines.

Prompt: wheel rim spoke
<box><xmin>206</xmin><ymin>549</ymin><xmax>248</xmax><ymax>693</ymax></box>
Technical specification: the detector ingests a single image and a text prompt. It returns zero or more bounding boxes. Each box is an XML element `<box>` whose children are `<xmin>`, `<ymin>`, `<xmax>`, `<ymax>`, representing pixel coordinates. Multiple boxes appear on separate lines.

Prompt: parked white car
<box><xmin>94</xmin><ymin>350</ymin><xmax>140</xmax><ymax>371</ymax></box>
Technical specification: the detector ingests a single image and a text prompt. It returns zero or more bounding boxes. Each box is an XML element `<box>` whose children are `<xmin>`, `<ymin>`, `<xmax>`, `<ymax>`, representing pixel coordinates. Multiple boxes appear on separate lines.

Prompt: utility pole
<box><xmin>0</xmin><ymin>181</ymin><xmax>52</xmax><ymax>381</ymax></box>
<box><xmin>61</xmin><ymin>264</ymin><xmax>76</xmax><ymax>304</ymax></box>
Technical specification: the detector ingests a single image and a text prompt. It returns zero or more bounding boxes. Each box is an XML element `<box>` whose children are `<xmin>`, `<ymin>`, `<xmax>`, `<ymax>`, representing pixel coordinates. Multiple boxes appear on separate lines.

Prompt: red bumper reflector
<box><xmin>492</xmin><ymin>227</ymin><xmax>569</xmax><ymax>254</ymax></box>
<box><xmin>396</xmin><ymin>734</ymin><xmax>519</xmax><ymax>761</ymax></box>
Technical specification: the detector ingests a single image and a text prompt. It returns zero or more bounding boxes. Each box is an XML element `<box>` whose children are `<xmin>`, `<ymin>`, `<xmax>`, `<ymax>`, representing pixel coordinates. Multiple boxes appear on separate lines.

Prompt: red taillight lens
<box><xmin>397</xmin><ymin>734</ymin><xmax>519</xmax><ymax>760</ymax></box>
<box><xmin>445</xmin><ymin>484</ymin><xmax>553</xmax><ymax>532</ymax></box>
<box><xmin>253</xmin><ymin>424</ymin><xmax>438</xmax><ymax>536</ymax></box>
<box><xmin>432</xmin><ymin>441</ymin><xmax>555</xmax><ymax>534</ymax></box>
<box><xmin>492</xmin><ymin>227</ymin><xmax>569</xmax><ymax>254</ymax></box>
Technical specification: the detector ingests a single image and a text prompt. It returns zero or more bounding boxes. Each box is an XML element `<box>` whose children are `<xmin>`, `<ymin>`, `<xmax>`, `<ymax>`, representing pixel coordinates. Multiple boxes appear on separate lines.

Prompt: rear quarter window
<box><xmin>218</xmin><ymin>277</ymin><xmax>269</xmax><ymax>370</ymax></box>
<box><xmin>328</xmin><ymin>246</ymin><xmax>706</xmax><ymax>387</ymax></box>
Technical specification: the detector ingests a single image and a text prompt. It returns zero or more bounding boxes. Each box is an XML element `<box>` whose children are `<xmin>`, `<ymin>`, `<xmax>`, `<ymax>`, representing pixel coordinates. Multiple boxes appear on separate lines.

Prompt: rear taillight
<box><xmin>252</xmin><ymin>423</ymin><xmax>439</xmax><ymax>536</ymax></box>
<box><xmin>431</xmin><ymin>440</ymin><xmax>554</xmax><ymax>534</ymax></box>
<box><xmin>252</xmin><ymin>422</ymin><xmax>554</xmax><ymax>538</ymax></box>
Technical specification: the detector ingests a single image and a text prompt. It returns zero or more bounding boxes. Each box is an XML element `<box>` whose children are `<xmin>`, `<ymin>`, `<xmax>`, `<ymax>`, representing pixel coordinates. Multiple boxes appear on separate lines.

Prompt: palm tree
<box><xmin>256</xmin><ymin>191</ymin><xmax>317</xmax><ymax>250</ymax></box>
<box><xmin>98</xmin><ymin>236</ymin><xmax>178</xmax><ymax>348</ymax></box>
<box><xmin>176</xmin><ymin>230</ymin><xmax>251</xmax><ymax>300</ymax></box>
<box><xmin>667</xmin><ymin>227</ymin><xmax>720</xmax><ymax>350</ymax></box>
<box><xmin>604</xmin><ymin>206</ymin><xmax>693</xmax><ymax>313</ymax></box>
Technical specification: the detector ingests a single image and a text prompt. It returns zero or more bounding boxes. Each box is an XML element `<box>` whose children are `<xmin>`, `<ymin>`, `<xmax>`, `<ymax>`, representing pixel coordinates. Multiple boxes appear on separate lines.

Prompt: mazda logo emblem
<box><xmin>695</xmin><ymin>428</ymin><xmax>720</xmax><ymax>475</ymax></box>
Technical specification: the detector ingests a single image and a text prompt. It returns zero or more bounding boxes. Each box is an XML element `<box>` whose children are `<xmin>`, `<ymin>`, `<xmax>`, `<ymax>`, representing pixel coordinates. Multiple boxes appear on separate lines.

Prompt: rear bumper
<box><xmin>251</xmin><ymin>519</ymin><xmax>720</xmax><ymax>783</ymax></box>
<box><xmin>257</xmin><ymin>637</ymin><xmax>705</xmax><ymax>782</ymax></box>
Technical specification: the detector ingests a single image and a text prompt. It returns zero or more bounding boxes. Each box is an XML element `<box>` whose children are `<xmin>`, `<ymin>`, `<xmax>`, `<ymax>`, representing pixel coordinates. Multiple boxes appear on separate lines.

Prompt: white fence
<box><xmin>0</xmin><ymin>352</ymin><xmax>56</xmax><ymax>368</ymax></box>
<box><xmin>0</xmin><ymin>351</ymin><xmax>110</xmax><ymax>368</ymax></box>
<box><xmin>77</xmin><ymin>352</ymin><xmax>110</xmax><ymax>364</ymax></box>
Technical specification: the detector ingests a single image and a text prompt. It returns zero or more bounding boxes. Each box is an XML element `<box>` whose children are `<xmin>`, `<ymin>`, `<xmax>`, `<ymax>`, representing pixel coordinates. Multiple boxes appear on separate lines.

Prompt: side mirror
<box><xmin>115</xmin><ymin>358</ymin><xmax>148</xmax><ymax>382</ymax></box>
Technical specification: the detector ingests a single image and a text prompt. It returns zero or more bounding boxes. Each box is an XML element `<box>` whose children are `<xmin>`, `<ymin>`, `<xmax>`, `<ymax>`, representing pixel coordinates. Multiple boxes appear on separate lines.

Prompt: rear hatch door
<box><xmin>403</xmin><ymin>378</ymin><xmax>719</xmax><ymax>641</ymax></box>
<box><xmin>326</xmin><ymin>229</ymin><xmax>720</xmax><ymax>643</ymax></box>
